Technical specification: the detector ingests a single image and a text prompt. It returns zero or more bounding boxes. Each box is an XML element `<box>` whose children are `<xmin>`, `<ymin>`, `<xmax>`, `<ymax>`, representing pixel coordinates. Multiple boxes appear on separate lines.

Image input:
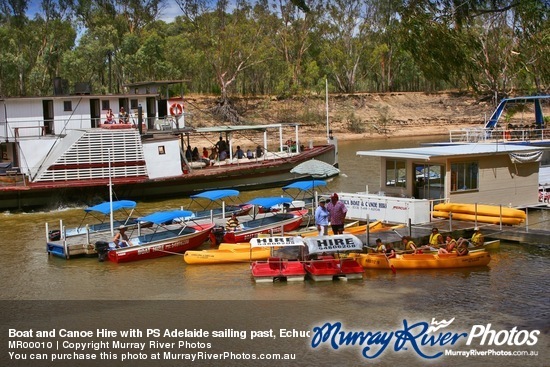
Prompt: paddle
<box><xmin>384</xmin><ymin>252</ymin><xmax>396</xmax><ymax>274</ymax></box>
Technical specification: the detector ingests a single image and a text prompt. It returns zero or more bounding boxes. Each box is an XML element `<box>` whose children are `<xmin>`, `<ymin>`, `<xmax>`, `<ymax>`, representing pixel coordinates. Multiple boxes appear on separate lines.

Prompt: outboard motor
<box><xmin>210</xmin><ymin>225</ymin><xmax>225</xmax><ymax>247</ymax></box>
<box><xmin>95</xmin><ymin>241</ymin><xmax>110</xmax><ymax>262</ymax></box>
<box><xmin>48</xmin><ymin>230</ymin><xmax>61</xmax><ymax>241</ymax></box>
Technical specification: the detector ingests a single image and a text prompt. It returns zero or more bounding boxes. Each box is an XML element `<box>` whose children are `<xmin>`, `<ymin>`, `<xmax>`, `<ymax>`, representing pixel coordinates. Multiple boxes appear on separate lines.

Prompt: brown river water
<box><xmin>0</xmin><ymin>137</ymin><xmax>548</xmax><ymax>367</ymax></box>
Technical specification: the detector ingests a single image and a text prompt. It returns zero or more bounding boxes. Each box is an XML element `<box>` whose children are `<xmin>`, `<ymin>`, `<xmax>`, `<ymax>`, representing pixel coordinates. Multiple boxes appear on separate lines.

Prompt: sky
<box><xmin>24</xmin><ymin>0</ymin><xmax>183</xmax><ymax>23</ymax></box>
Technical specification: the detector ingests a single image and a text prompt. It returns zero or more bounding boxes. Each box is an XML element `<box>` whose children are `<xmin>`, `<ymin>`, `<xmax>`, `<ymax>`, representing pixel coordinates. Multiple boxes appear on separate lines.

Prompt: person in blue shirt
<box><xmin>315</xmin><ymin>198</ymin><xmax>330</xmax><ymax>236</ymax></box>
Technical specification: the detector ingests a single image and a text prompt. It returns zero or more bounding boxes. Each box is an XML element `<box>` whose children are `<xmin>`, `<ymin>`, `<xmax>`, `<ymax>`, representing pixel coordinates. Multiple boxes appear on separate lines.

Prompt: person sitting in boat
<box><xmin>314</xmin><ymin>199</ymin><xmax>329</xmax><ymax>236</ymax></box>
<box><xmin>456</xmin><ymin>241</ymin><xmax>469</xmax><ymax>256</ymax></box>
<box><xmin>256</xmin><ymin>145</ymin><xmax>263</xmax><ymax>158</ymax></box>
<box><xmin>225</xmin><ymin>213</ymin><xmax>241</xmax><ymax>232</ymax></box>
<box><xmin>216</xmin><ymin>137</ymin><xmax>227</xmax><ymax>156</ymax></box>
<box><xmin>458</xmin><ymin>227</ymin><xmax>484</xmax><ymax>248</ymax></box>
<box><xmin>402</xmin><ymin>236</ymin><xmax>419</xmax><ymax>254</ymax></box>
<box><xmin>118</xmin><ymin>107</ymin><xmax>129</xmax><ymax>124</ymax></box>
<box><xmin>438</xmin><ymin>235</ymin><xmax>457</xmax><ymax>254</ymax></box>
<box><xmin>375</xmin><ymin>238</ymin><xmax>386</xmax><ymax>253</ymax></box>
<box><xmin>246</xmin><ymin>149</ymin><xmax>254</xmax><ymax>159</ymax></box>
<box><xmin>219</xmin><ymin>149</ymin><xmax>228</xmax><ymax>161</ymax></box>
<box><xmin>234</xmin><ymin>145</ymin><xmax>245</xmax><ymax>159</ymax></box>
<box><xmin>192</xmin><ymin>147</ymin><xmax>200</xmax><ymax>161</ymax></box>
<box><xmin>113</xmin><ymin>225</ymin><xmax>132</xmax><ymax>248</ymax></box>
<box><xmin>185</xmin><ymin>145</ymin><xmax>193</xmax><ymax>162</ymax></box>
<box><xmin>209</xmin><ymin>146</ymin><xmax>218</xmax><ymax>163</ymax></box>
<box><xmin>385</xmin><ymin>243</ymin><xmax>396</xmax><ymax>259</ymax></box>
<box><xmin>105</xmin><ymin>108</ymin><xmax>115</xmax><ymax>124</ymax></box>
<box><xmin>428</xmin><ymin>227</ymin><xmax>444</xmax><ymax>249</ymax></box>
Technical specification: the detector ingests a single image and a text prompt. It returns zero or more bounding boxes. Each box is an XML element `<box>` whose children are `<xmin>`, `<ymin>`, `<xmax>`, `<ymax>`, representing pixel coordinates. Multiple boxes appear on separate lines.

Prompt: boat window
<box><xmin>101</xmin><ymin>100</ymin><xmax>110</xmax><ymax>110</ymax></box>
<box><xmin>385</xmin><ymin>160</ymin><xmax>406</xmax><ymax>187</ymax></box>
<box><xmin>63</xmin><ymin>101</ymin><xmax>72</xmax><ymax>112</ymax></box>
<box><xmin>451</xmin><ymin>161</ymin><xmax>478</xmax><ymax>192</ymax></box>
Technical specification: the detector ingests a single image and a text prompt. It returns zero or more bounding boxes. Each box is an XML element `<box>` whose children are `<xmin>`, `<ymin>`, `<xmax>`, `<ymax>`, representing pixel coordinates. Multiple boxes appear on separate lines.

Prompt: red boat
<box><xmin>303</xmin><ymin>235</ymin><xmax>365</xmax><ymax>281</ymax></box>
<box><xmin>250</xmin><ymin>236</ymin><xmax>306</xmax><ymax>283</ymax></box>
<box><xmin>220</xmin><ymin>197</ymin><xmax>308</xmax><ymax>243</ymax></box>
<box><xmin>107</xmin><ymin>210</ymin><xmax>214</xmax><ymax>263</ymax></box>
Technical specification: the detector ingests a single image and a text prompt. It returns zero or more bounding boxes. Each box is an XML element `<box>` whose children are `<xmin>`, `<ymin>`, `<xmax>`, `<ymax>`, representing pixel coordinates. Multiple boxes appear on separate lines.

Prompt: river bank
<box><xmin>183</xmin><ymin>91</ymin><xmax>493</xmax><ymax>145</ymax></box>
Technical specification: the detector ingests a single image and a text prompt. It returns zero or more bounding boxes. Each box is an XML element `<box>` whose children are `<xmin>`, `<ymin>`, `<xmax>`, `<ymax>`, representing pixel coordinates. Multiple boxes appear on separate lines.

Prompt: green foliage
<box><xmin>0</xmin><ymin>0</ymin><xmax>548</xmax><ymax>97</ymax></box>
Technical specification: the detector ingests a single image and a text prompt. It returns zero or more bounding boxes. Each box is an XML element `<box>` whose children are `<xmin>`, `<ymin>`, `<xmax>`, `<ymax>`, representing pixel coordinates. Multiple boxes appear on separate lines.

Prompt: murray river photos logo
<box><xmin>310</xmin><ymin>318</ymin><xmax>540</xmax><ymax>359</ymax></box>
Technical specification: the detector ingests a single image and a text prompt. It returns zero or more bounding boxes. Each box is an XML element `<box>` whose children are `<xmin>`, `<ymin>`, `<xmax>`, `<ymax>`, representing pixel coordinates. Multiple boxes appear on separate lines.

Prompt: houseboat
<box><xmin>0</xmin><ymin>81</ymin><xmax>338</xmax><ymax>210</ymax></box>
<box><xmin>336</xmin><ymin>143</ymin><xmax>547</xmax><ymax>225</ymax></box>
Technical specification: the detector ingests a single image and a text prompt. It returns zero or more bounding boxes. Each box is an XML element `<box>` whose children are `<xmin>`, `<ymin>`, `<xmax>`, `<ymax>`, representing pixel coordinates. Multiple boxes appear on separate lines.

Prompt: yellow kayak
<box><xmin>434</xmin><ymin>203</ymin><xmax>526</xmax><ymax>219</ymax></box>
<box><xmin>350</xmin><ymin>251</ymin><xmax>491</xmax><ymax>269</ymax></box>
<box><xmin>289</xmin><ymin>220</ymin><xmax>403</xmax><ymax>238</ymax></box>
<box><xmin>184</xmin><ymin>246</ymin><xmax>270</xmax><ymax>264</ymax></box>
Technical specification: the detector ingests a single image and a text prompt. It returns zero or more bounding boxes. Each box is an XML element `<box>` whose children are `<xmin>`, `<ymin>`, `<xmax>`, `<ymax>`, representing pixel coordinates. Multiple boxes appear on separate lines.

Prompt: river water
<box><xmin>0</xmin><ymin>137</ymin><xmax>548</xmax><ymax>367</ymax></box>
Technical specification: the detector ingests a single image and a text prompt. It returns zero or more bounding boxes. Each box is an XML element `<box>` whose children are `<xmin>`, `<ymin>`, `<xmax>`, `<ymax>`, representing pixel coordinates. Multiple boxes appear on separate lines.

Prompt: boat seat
<box><xmin>268</xmin><ymin>257</ymin><xmax>281</xmax><ymax>270</ymax></box>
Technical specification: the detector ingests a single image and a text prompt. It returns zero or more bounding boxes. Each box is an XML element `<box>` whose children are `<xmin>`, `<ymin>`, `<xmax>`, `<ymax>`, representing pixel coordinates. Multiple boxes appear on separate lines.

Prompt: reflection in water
<box><xmin>0</xmin><ymin>137</ymin><xmax>548</xmax><ymax>365</ymax></box>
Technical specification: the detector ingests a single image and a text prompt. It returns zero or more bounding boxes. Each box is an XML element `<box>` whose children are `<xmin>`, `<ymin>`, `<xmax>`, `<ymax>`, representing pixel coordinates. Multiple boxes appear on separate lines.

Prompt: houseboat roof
<box><xmin>356</xmin><ymin>143</ymin><xmax>546</xmax><ymax>161</ymax></box>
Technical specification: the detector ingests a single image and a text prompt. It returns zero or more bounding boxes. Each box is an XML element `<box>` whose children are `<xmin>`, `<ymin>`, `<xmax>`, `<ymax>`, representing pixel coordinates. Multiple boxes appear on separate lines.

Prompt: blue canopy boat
<box><xmin>219</xmin><ymin>197</ymin><xmax>307</xmax><ymax>243</ymax></box>
<box><xmin>107</xmin><ymin>210</ymin><xmax>215</xmax><ymax>263</ymax></box>
<box><xmin>46</xmin><ymin>200</ymin><xmax>139</xmax><ymax>259</ymax></box>
<box><xmin>181</xmin><ymin>189</ymin><xmax>252</xmax><ymax>221</ymax></box>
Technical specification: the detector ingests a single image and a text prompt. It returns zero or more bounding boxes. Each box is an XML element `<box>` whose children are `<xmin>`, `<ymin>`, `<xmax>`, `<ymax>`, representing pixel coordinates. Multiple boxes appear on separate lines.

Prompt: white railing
<box><xmin>449</xmin><ymin>127</ymin><xmax>550</xmax><ymax>143</ymax></box>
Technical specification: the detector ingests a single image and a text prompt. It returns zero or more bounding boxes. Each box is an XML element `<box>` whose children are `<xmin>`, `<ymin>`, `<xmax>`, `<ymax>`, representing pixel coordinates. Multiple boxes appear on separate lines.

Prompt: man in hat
<box><xmin>315</xmin><ymin>198</ymin><xmax>330</xmax><ymax>236</ymax></box>
<box><xmin>326</xmin><ymin>193</ymin><xmax>347</xmax><ymax>235</ymax></box>
<box><xmin>113</xmin><ymin>225</ymin><xmax>132</xmax><ymax>248</ymax></box>
<box><xmin>458</xmin><ymin>226</ymin><xmax>484</xmax><ymax>248</ymax></box>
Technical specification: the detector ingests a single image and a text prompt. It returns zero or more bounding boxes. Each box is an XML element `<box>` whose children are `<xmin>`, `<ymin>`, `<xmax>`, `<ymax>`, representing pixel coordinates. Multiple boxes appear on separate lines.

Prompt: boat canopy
<box><xmin>139</xmin><ymin>210</ymin><xmax>194</xmax><ymax>225</ymax></box>
<box><xmin>304</xmin><ymin>235</ymin><xmax>363</xmax><ymax>254</ymax></box>
<box><xmin>246</xmin><ymin>197</ymin><xmax>293</xmax><ymax>208</ymax></box>
<box><xmin>190</xmin><ymin>189</ymin><xmax>240</xmax><ymax>201</ymax></box>
<box><xmin>84</xmin><ymin>200</ymin><xmax>137</xmax><ymax>214</ymax></box>
<box><xmin>282</xmin><ymin>180</ymin><xmax>327</xmax><ymax>191</ymax></box>
<box><xmin>250</xmin><ymin>236</ymin><xmax>305</xmax><ymax>248</ymax></box>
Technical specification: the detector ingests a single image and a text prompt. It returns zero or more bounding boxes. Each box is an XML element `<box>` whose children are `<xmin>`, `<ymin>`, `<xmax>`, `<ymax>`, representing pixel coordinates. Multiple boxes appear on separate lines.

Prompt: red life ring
<box><xmin>170</xmin><ymin>103</ymin><xmax>184</xmax><ymax>116</ymax></box>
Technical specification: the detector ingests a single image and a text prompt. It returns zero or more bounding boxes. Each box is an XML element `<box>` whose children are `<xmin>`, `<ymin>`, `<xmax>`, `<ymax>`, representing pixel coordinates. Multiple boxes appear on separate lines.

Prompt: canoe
<box><xmin>419</xmin><ymin>239</ymin><xmax>500</xmax><ymax>254</ymax></box>
<box><xmin>184</xmin><ymin>246</ymin><xmax>271</xmax><ymax>264</ymax></box>
<box><xmin>434</xmin><ymin>203</ymin><xmax>526</xmax><ymax>219</ymax></box>
<box><xmin>350</xmin><ymin>251</ymin><xmax>491</xmax><ymax>269</ymax></box>
<box><xmin>288</xmin><ymin>220</ymin><xmax>403</xmax><ymax>238</ymax></box>
<box><xmin>431</xmin><ymin>211</ymin><xmax>524</xmax><ymax>225</ymax></box>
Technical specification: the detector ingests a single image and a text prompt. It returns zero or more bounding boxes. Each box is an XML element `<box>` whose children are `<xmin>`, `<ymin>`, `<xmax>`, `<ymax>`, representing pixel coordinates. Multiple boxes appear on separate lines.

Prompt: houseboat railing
<box><xmin>449</xmin><ymin>127</ymin><xmax>550</xmax><ymax>143</ymax></box>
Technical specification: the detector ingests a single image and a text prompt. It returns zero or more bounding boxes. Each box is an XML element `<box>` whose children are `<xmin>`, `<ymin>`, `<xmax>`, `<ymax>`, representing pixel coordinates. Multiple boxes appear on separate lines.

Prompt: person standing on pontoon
<box><xmin>326</xmin><ymin>193</ymin><xmax>347</xmax><ymax>235</ymax></box>
<box><xmin>315</xmin><ymin>199</ymin><xmax>330</xmax><ymax>236</ymax></box>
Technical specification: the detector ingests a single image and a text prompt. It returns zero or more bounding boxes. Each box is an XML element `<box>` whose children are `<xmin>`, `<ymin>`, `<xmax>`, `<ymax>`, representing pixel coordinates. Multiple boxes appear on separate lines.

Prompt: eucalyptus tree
<box><xmin>0</xmin><ymin>0</ymin><xmax>76</xmax><ymax>96</ymax></box>
<box><xmin>272</xmin><ymin>0</ymin><xmax>323</xmax><ymax>95</ymax></box>
<box><xmin>318</xmin><ymin>0</ymin><xmax>369</xmax><ymax>93</ymax></box>
<box><xmin>175</xmin><ymin>0</ymin><xmax>270</xmax><ymax>122</ymax></box>
<box><xmin>70</xmin><ymin>0</ymin><xmax>163</xmax><ymax>93</ymax></box>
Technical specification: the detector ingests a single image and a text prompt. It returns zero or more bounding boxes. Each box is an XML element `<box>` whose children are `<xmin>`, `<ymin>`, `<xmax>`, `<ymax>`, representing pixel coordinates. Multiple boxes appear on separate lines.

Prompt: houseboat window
<box><xmin>131</xmin><ymin>99</ymin><xmax>138</xmax><ymax>109</ymax></box>
<box><xmin>102</xmin><ymin>101</ymin><xmax>110</xmax><ymax>110</ymax></box>
<box><xmin>451</xmin><ymin>162</ymin><xmax>478</xmax><ymax>191</ymax></box>
<box><xmin>386</xmin><ymin>160</ymin><xmax>406</xmax><ymax>187</ymax></box>
<box><xmin>63</xmin><ymin>101</ymin><xmax>72</xmax><ymax>111</ymax></box>
<box><xmin>158</xmin><ymin>146</ymin><xmax>165</xmax><ymax>155</ymax></box>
